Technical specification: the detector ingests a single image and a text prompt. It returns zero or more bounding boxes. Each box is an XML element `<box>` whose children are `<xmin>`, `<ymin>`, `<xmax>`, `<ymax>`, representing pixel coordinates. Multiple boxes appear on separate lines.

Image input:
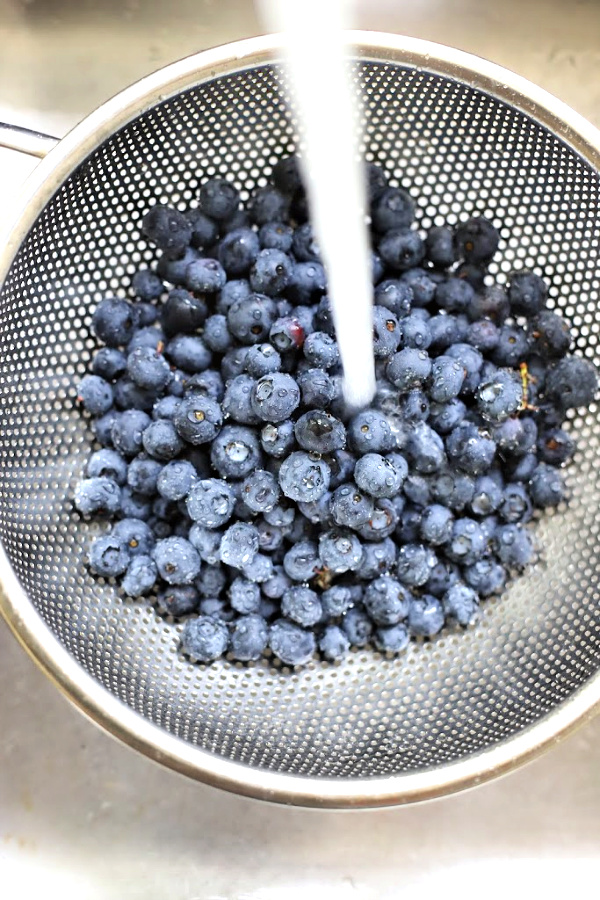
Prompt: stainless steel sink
<box><xmin>2</xmin><ymin>0</ymin><xmax>600</xmax><ymax>895</ymax></box>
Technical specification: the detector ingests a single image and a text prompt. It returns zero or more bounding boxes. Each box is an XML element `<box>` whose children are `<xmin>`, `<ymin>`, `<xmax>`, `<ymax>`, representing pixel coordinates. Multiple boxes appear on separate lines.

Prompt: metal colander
<box><xmin>1</xmin><ymin>33</ymin><xmax>600</xmax><ymax>808</ymax></box>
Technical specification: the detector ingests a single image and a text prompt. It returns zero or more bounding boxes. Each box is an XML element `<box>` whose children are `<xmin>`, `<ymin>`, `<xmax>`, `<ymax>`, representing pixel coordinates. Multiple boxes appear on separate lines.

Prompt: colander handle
<box><xmin>0</xmin><ymin>121</ymin><xmax>59</xmax><ymax>159</ymax></box>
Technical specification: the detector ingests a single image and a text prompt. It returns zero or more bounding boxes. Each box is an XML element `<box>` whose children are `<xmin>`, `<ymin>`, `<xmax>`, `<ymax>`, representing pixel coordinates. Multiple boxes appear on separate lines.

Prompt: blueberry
<box><xmin>278</xmin><ymin>452</ymin><xmax>330</xmax><ymax>503</ymax></box>
<box><xmin>454</xmin><ymin>216</ymin><xmax>499</xmax><ymax>264</ymax></box>
<box><xmin>463</xmin><ymin>558</ymin><xmax>506</xmax><ymax>596</ymax></box>
<box><xmin>188</xmin><ymin>524</ymin><xmax>221</xmax><ymax>564</ymax></box>
<box><xmin>126</xmin><ymin>455</ymin><xmax>162</xmax><ymax>496</ymax></box>
<box><xmin>215</xmin><ymin>227</ymin><xmax>260</xmax><ymax>277</ymax></box>
<box><xmin>420</xmin><ymin>504</ymin><xmax>453</xmax><ymax>545</ymax></box>
<box><xmin>272</xmin><ymin>155</ymin><xmax>303</xmax><ymax>194</ymax></box>
<box><xmin>248</xmin><ymin>185</ymin><xmax>289</xmax><ymax>225</ymax></box>
<box><xmin>113</xmin><ymin>518</ymin><xmax>156</xmax><ymax>556</ymax></box>
<box><xmin>119</xmin><ymin>487</ymin><xmax>152</xmax><ymax>520</ymax></box>
<box><xmin>153</xmin><ymin>536</ymin><xmax>200</xmax><ymax>584</ymax></box>
<box><xmin>141</xmin><ymin>204</ymin><xmax>192</xmax><ymax>254</ymax></box>
<box><xmin>491</xmin><ymin>324</ymin><xmax>531</xmax><ymax>367</ymax></box>
<box><xmin>466</xmin><ymin>319</ymin><xmax>500</xmax><ymax>354</ymax></box>
<box><xmin>504</xmin><ymin>451</ymin><xmax>539</xmax><ymax>483</ymax></box>
<box><xmin>425</xmin><ymin>559</ymin><xmax>461</xmax><ymax>598</ymax></box>
<box><xmin>394</xmin><ymin>389</ymin><xmax>430</xmax><ymax>424</ymax></box>
<box><xmin>386</xmin><ymin>348</ymin><xmax>432</xmax><ymax>392</ymax></box>
<box><xmin>330</xmin><ymin>484</ymin><xmax>374</xmax><ymax>530</ymax></box>
<box><xmin>127</xmin><ymin>324</ymin><xmax>164</xmax><ymax>354</ymax></box>
<box><xmin>454</xmin><ymin>262</ymin><xmax>487</xmax><ymax>291</ymax></box>
<box><xmin>429</xmin><ymin>470</ymin><xmax>475</xmax><ymax>512</ymax></box>
<box><xmin>226</xmin><ymin>294</ymin><xmax>278</xmax><ymax>346</ymax></box>
<box><xmin>363</xmin><ymin>575</ymin><xmax>410</xmax><ymax>626</ymax></box>
<box><xmin>228</xmin><ymin>576</ymin><xmax>261</xmax><ymax>614</ymax></box>
<box><xmin>142</xmin><ymin>419</ymin><xmax>183</xmax><ymax>461</ymax></box>
<box><xmin>397</xmin><ymin>543</ymin><xmax>436</xmax><ymax>587</ymax></box>
<box><xmin>374</xmin><ymin>623</ymin><xmax>410</xmax><ymax>654</ymax></box>
<box><xmin>353</xmin><ymin>452</ymin><xmax>404</xmax><ymax>499</ymax></box>
<box><xmin>402</xmin><ymin>473</ymin><xmax>431</xmax><ymax>506</ymax></box>
<box><xmin>243</xmin><ymin>344</ymin><xmax>281</xmax><ymax>379</ymax></box>
<box><xmin>492</xmin><ymin>417</ymin><xmax>536</xmax><ymax>456</ymax></box>
<box><xmin>371</xmin><ymin>186</ymin><xmax>415</xmax><ymax>232</ymax></box>
<box><xmin>435</xmin><ymin>277</ymin><xmax>475</xmax><ymax>314</ymax></box>
<box><xmin>211</xmin><ymin>425</ymin><xmax>262</xmax><ymax>479</ymax></box>
<box><xmin>320</xmin><ymin>585</ymin><xmax>353</xmax><ymax>618</ymax></box>
<box><xmin>319</xmin><ymin>528</ymin><xmax>363</xmax><ymax>573</ymax></box>
<box><xmin>405</xmin><ymin>422</ymin><xmax>446</xmax><ymax>474</ymax></box>
<box><xmin>356</xmin><ymin>537</ymin><xmax>397</xmax><ymax>579</ymax></box>
<box><xmin>222</xmin><ymin>374</ymin><xmax>261</xmax><ymax>425</ymax></box>
<box><xmin>428</xmin><ymin>315</ymin><xmax>462</xmax><ymax>354</ymax></box>
<box><xmin>249</xmin><ymin>372</ymin><xmax>300</xmax><ymax>423</ymax></box>
<box><xmin>195</xmin><ymin>563</ymin><xmax>227</xmax><ymax>598</ymax></box>
<box><xmin>378</xmin><ymin>229</ymin><xmax>425</xmax><ymax>271</ymax></box>
<box><xmin>157</xmin><ymin>246</ymin><xmax>200</xmax><ymax>287</ymax></box>
<box><xmin>425</xmin><ymin>225</ymin><xmax>457</xmax><ymax>268</ymax></box>
<box><xmin>374</xmin><ymin>279</ymin><xmax>413</xmax><ymax>319</ymax></box>
<box><xmin>219</xmin><ymin>522</ymin><xmax>260</xmax><ymax>569</ymax></box>
<box><xmin>165</xmin><ymin>335</ymin><xmax>212</xmax><ymax>373</ymax></box>
<box><xmin>347</xmin><ymin>410</ymin><xmax>394</xmax><ymax>455</ymax></box>
<box><xmin>508</xmin><ymin>270</ymin><xmax>548</xmax><ymax>317</ymax></box>
<box><xmin>182</xmin><ymin>615</ymin><xmax>229</xmax><ymax>662</ymax></box>
<box><xmin>364</xmin><ymin>161</ymin><xmax>388</xmax><ymax>202</ymax></box>
<box><xmin>302</xmin><ymin>332</ymin><xmax>338</xmax><ymax>370</ymax></box>
<box><xmin>126</xmin><ymin>347</ymin><xmax>172</xmax><ymax>393</ymax></box>
<box><xmin>132</xmin><ymin>302</ymin><xmax>158</xmax><ymax>327</ymax></box>
<box><xmin>399</xmin><ymin>268</ymin><xmax>436</xmax><ymax>307</ymax></box>
<box><xmin>319</xmin><ymin>625</ymin><xmax>350</xmax><ymax>662</ymax></box>
<box><xmin>74</xmin><ymin>476</ymin><xmax>121</xmax><ymax>516</ymax></box>
<box><xmin>293</xmin><ymin>411</ymin><xmax>345</xmax><ymax>456</ymax></box>
<box><xmin>445</xmin><ymin>343</ymin><xmax>483</xmax><ymax>393</ymax></box>
<box><xmin>229</xmin><ymin>614</ymin><xmax>268</xmax><ymax>662</ymax></box>
<box><xmin>297</xmin><ymin>368</ymin><xmax>335</xmax><ymax>409</ymax></box>
<box><xmin>186</xmin><ymin>478</ymin><xmax>235</xmax><ymax>528</ymax></box>
<box><xmin>445</xmin><ymin>518</ymin><xmax>486</xmax><ymax>566</ymax></box>
<box><xmin>442</xmin><ymin>583</ymin><xmax>479</xmax><ymax>626</ymax></box>
<box><xmin>249</xmin><ymin>249</ymin><xmax>294</xmax><ymax>297</ymax></box>
<box><xmin>173</xmin><ymin>395</ymin><xmax>222</xmax><ymax>446</ymax></box>
<box><xmin>280</xmin><ymin>586</ymin><xmax>321</xmax><ymax>627</ymax></box>
<box><xmin>269</xmin><ymin>619</ymin><xmax>315</xmax><ymax>666</ymax></box>
<box><xmin>199</xmin><ymin>178</ymin><xmax>239</xmax><ymax>221</ymax></box>
<box><xmin>544</xmin><ymin>356</ymin><xmax>598</xmax><ymax>409</ymax></box>
<box><xmin>132</xmin><ymin>269</ymin><xmax>165</xmax><ymax>301</ymax></box>
<box><xmin>183</xmin><ymin>371</ymin><xmax>224</xmax><ymax>406</ymax></box>
<box><xmin>327</xmin><ymin>449</ymin><xmax>358</xmax><ymax>490</ymax></box>
<box><xmin>185</xmin><ymin>207</ymin><xmax>219</xmax><ymax>250</ymax></box>
<box><xmin>269</xmin><ymin>315</ymin><xmax>306</xmax><ymax>352</ymax></box>
<box><xmin>122</xmin><ymin>555</ymin><xmax>158</xmax><ymax>596</ymax></box>
<box><xmin>156</xmin><ymin>585</ymin><xmax>200</xmax><ymax>618</ymax></box>
<box><xmin>408</xmin><ymin>595</ymin><xmax>444</xmax><ymax>637</ymax></box>
<box><xmin>341</xmin><ymin>607</ymin><xmax>373</xmax><ymax>647</ymax></box>
<box><xmin>87</xmin><ymin>448</ymin><xmax>128</xmax><ymax>485</ymax></box>
<box><xmin>92</xmin><ymin>348</ymin><xmax>127</xmax><ymax>381</ymax></box>
<box><xmin>494</xmin><ymin>523</ymin><xmax>534</xmax><ymax>569</ymax></box>
<box><xmin>241</xmin><ymin>469</ymin><xmax>281</xmax><ymax>514</ymax></box>
<box><xmin>292</xmin><ymin>222</ymin><xmax>321</xmax><ymax>262</ymax></box>
<box><xmin>476</xmin><ymin>368</ymin><xmax>523</xmax><ymax>423</ymax></box>
<box><xmin>88</xmin><ymin>534</ymin><xmax>130</xmax><ymax>577</ymax></box>
<box><xmin>160</xmin><ymin>288</ymin><xmax>207</xmax><ymax>336</ymax></box>
<box><xmin>357</xmin><ymin>498</ymin><xmax>399</xmax><ymax>541</ymax></box>
<box><xmin>529</xmin><ymin>462</ymin><xmax>565</xmax><ymax>508</ymax></box>
<box><xmin>446</xmin><ymin>423</ymin><xmax>496</xmax><ymax>476</ymax></box>
<box><xmin>527</xmin><ymin>309</ymin><xmax>572</xmax><ymax>360</ymax></box>
<box><xmin>259</xmin><ymin>221</ymin><xmax>294</xmax><ymax>252</ymax></box>
<box><xmin>498</xmin><ymin>483</ymin><xmax>532</xmax><ymax>523</ymax></box>
<box><xmin>470</xmin><ymin>475</ymin><xmax>503</xmax><ymax>516</ymax></box>
<box><xmin>198</xmin><ymin>597</ymin><xmax>234</xmax><ymax>621</ymax></box>
<box><xmin>370</xmin><ymin>307</ymin><xmax>400</xmax><ymax>359</ymax></box>
<box><xmin>113</xmin><ymin>376</ymin><xmax>156</xmax><ymax>412</ymax></box>
<box><xmin>428</xmin><ymin>356</ymin><xmax>466</xmax><ymax>403</ymax></box>
<box><xmin>537</xmin><ymin>428</ymin><xmax>576</xmax><ymax>465</ymax></box>
<box><xmin>467</xmin><ymin>284</ymin><xmax>510</xmax><ymax>324</ymax></box>
<box><xmin>427</xmin><ymin>399</ymin><xmax>466</xmax><ymax>435</ymax></box>
<box><xmin>77</xmin><ymin>374</ymin><xmax>114</xmax><ymax>415</ymax></box>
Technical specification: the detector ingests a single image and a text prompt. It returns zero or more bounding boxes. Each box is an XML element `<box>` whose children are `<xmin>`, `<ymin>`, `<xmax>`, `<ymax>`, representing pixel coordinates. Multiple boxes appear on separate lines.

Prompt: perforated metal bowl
<box><xmin>1</xmin><ymin>33</ymin><xmax>599</xmax><ymax>808</ymax></box>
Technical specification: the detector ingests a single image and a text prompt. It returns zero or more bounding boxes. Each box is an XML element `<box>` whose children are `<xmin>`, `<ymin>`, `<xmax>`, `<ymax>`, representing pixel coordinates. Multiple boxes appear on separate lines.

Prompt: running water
<box><xmin>257</xmin><ymin>0</ymin><xmax>376</xmax><ymax>409</ymax></box>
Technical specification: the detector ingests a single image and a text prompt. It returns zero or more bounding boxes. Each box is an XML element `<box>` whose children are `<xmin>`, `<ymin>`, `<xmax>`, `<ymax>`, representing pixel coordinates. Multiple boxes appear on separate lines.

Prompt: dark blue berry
<box><xmin>142</xmin><ymin>205</ymin><xmax>192</xmax><ymax>254</ymax></box>
<box><xmin>269</xmin><ymin>619</ymin><xmax>315</xmax><ymax>666</ymax></box>
<box><xmin>182</xmin><ymin>615</ymin><xmax>229</xmax><ymax>662</ymax></box>
<box><xmin>74</xmin><ymin>476</ymin><xmax>121</xmax><ymax>516</ymax></box>
<box><xmin>92</xmin><ymin>347</ymin><xmax>127</xmax><ymax>381</ymax></box>
<box><xmin>378</xmin><ymin>229</ymin><xmax>425</xmax><ymax>271</ymax></box>
<box><xmin>88</xmin><ymin>534</ymin><xmax>130</xmax><ymax>577</ymax></box>
<box><xmin>319</xmin><ymin>625</ymin><xmax>350</xmax><ymax>661</ymax></box>
<box><xmin>454</xmin><ymin>216</ymin><xmax>499</xmax><ymax>264</ymax></box>
<box><xmin>371</xmin><ymin>186</ymin><xmax>415</xmax><ymax>232</ymax></box>
<box><xmin>199</xmin><ymin>178</ymin><xmax>239</xmax><ymax>221</ymax></box>
<box><xmin>122</xmin><ymin>555</ymin><xmax>157</xmax><ymax>596</ymax></box>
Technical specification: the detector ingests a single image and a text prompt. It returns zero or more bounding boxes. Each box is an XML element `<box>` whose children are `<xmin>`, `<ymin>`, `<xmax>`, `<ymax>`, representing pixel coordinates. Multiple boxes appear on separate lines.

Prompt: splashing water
<box><xmin>257</xmin><ymin>0</ymin><xmax>376</xmax><ymax>409</ymax></box>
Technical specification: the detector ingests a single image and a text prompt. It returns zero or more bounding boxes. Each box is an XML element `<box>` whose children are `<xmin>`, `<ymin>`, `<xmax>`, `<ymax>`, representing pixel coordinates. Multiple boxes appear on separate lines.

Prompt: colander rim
<box><xmin>1</xmin><ymin>31</ymin><xmax>600</xmax><ymax>808</ymax></box>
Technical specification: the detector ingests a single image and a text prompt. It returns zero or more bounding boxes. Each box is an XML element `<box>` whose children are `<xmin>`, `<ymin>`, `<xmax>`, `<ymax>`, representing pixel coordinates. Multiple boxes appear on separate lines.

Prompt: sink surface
<box><xmin>1</xmin><ymin>1</ymin><xmax>600</xmax><ymax>896</ymax></box>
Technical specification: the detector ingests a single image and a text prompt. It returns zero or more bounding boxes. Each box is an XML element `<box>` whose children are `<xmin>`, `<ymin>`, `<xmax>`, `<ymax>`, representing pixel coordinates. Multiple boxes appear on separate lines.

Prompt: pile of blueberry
<box><xmin>74</xmin><ymin>155</ymin><xmax>598</xmax><ymax>667</ymax></box>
